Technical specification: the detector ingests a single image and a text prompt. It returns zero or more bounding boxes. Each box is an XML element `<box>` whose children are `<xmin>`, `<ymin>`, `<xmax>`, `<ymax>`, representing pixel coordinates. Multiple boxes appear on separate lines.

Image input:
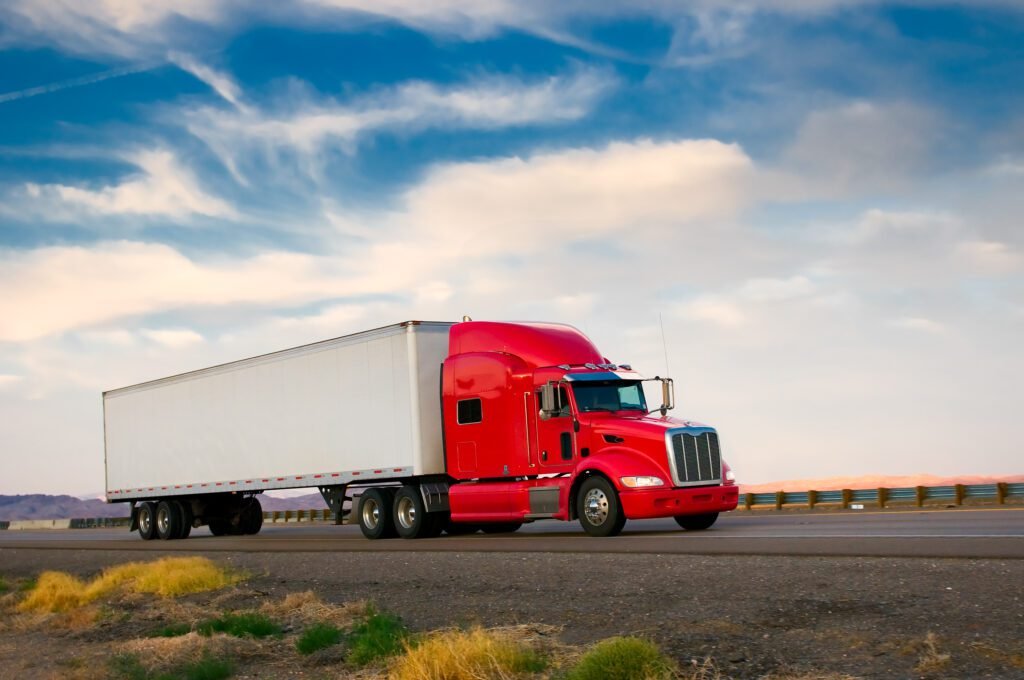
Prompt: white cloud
<box><xmin>184</xmin><ymin>68</ymin><xmax>616</xmax><ymax>180</ymax></box>
<box><xmin>0</xmin><ymin>241</ymin><xmax>357</xmax><ymax>342</ymax></box>
<box><xmin>392</xmin><ymin>138</ymin><xmax>754</xmax><ymax>255</ymax></box>
<box><xmin>957</xmin><ymin>240</ymin><xmax>1022</xmax><ymax>274</ymax></box>
<box><xmin>167</xmin><ymin>52</ymin><xmax>243</xmax><ymax>107</ymax></box>
<box><xmin>678</xmin><ymin>296</ymin><xmax>746</xmax><ymax>327</ymax></box>
<box><xmin>78</xmin><ymin>329</ymin><xmax>137</xmax><ymax>347</ymax></box>
<box><xmin>737</xmin><ymin>275</ymin><xmax>815</xmax><ymax>302</ymax></box>
<box><xmin>783</xmin><ymin>101</ymin><xmax>942</xmax><ymax>194</ymax></box>
<box><xmin>140</xmin><ymin>328</ymin><xmax>204</xmax><ymax>348</ymax></box>
<box><xmin>23</xmin><ymin>150</ymin><xmax>237</xmax><ymax>221</ymax></box>
<box><xmin>0</xmin><ymin>375</ymin><xmax>23</xmax><ymax>389</ymax></box>
<box><xmin>891</xmin><ymin>316</ymin><xmax>945</xmax><ymax>334</ymax></box>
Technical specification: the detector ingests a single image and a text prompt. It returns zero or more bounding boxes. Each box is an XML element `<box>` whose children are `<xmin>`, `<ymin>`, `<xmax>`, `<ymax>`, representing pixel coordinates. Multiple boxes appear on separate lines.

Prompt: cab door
<box><xmin>534</xmin><ymin>385</ymin><xmax>575</xmax><ymax>471</ymax></box>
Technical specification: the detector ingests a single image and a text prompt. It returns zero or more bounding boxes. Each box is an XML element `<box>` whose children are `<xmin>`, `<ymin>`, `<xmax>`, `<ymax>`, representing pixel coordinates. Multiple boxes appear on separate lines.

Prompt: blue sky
<box><xmin>1</xmin><ymin>2</ymin><xmax>1022</xmax><ymax>495</ymax></box>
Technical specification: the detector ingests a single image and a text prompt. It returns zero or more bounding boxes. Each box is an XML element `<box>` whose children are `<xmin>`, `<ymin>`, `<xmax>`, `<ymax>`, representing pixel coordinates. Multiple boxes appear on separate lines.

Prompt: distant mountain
<box><xmin>0</xmin><ymin>494</ymin><xmax>130</xmax><ymax>521</ymax></box>
<box><xmin>0</xmin><ymin>492</ymin><xmax>327</xmax><ymax>521</ymax></box>
<box><xmin>738</xmin><ymin>473</ymin><xmax>1024</xmax><ymax>494</ymax></box>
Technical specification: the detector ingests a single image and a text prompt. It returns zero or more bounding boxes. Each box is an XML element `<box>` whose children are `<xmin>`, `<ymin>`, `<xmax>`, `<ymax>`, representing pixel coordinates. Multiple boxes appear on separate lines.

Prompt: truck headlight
<box><xmin>725</xmin><ymin>469</ymin><xmax>735</xmax><ymax>482</ymax></box>
<box><xmin>620</xmin><ymin>476</ymin><xmax>664</xmax><ymax>488</ymax></box>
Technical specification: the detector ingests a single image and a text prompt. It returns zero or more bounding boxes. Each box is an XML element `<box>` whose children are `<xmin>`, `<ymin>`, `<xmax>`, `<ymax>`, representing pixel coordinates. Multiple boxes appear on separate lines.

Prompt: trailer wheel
<box><xmin>240</xmin><ymin>497</ymin><xmax>263</xmax><ymax>535</ymax></box>
<box><xmin>674</xmin><ymin>512</ymin><xmax>719</xmax><ymax>531</ymax></box>
<box><xmin>480</xmin><ymin>523</ymin><xmax>522</xmax><ymax>534</ymax></box>
<box><xmin>358</xmin><ymin>488</ymin><xmax>397</xmax><ymax>539</ymax></box>
<box><xmin>173</xmin><ymin>501</ymin><xmax>192</xmax><ymax>539</ymax></box>
<box><xmin>137</xmin><ymin>502</ymin><xmax>157</xmax><ymax>540</ymax></box>
<box><xmin>208</xmin><ymin>519</ymin><xmax>229</xmax><ymax>536</ymax></box>
<box><xmin>393</xmin><ymin>485</ymin><xmax>434</xmax><ymax>539</ymax></box>
<box><xmin>577</xmin><ymin>476</ymin><xmax>626</xmax><ymax>537</ymax></box>
<box><xmin>155</xmin><ymin>500</ymin><xmax>181</xmax><ymax>540</ymax></box>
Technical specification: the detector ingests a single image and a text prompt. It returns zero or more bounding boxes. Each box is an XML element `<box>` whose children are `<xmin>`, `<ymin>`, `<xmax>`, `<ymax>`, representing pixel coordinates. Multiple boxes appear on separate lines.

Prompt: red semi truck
<box><xmin>104</xmin><ymin>320</ymin><xmax>738</xmax><ymax>539</ymax></box>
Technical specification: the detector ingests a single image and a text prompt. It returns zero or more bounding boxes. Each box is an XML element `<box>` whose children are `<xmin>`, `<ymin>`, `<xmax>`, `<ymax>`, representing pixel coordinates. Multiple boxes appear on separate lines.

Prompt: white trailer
<box><xmin>103</xmin><ymin>321</ymin><xmax>453</xmax><ymax>539</ymax></box>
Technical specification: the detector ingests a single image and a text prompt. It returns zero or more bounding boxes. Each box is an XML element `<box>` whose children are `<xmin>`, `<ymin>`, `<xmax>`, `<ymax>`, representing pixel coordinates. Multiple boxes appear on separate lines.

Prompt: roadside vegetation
<box><xmin>0</xmin><ymin>557</ymin><xmax>1012</xmax><ymax>679</ymax></box>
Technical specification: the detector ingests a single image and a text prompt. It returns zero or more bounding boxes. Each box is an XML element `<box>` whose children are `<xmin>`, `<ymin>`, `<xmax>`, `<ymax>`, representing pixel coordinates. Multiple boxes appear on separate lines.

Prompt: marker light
<box><xmin>620</xmin><ymin>476</ymin><xmax>664</xmax><ymax>488</ymax></box>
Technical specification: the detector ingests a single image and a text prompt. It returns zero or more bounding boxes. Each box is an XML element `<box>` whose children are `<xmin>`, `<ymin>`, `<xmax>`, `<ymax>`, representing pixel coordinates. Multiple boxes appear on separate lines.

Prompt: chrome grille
<box><xmin>668</xmin><ymin>431</ymin><xmax>722</xmax><ymax>486</ymax></box>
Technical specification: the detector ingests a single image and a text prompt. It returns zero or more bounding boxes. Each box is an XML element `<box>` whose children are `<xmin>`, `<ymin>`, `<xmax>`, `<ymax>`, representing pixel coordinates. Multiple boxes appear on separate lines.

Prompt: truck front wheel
<box><xmin>674</xmin><ymin>512</ymin><xmax>719</xmax><ymax>531</ymax></box>
<box><xmin>577</xmin><ymin>477</ymin><xmax>626</xmax><ymax>537</ymax></box>
<box><xmin>359</xmin><ymin>488</ymin><xmax>397</xmax><ymax>539</ymax></box>
<box><xmin>137</xmin><ymin>502</ymin><xmax>157</xmax><ymax>540</ymax></box>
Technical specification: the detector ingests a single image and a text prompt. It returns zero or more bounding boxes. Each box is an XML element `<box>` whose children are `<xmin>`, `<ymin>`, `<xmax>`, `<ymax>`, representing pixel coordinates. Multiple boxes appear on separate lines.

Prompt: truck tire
<box><xmin>240</xmin><ymin>497</ymin><xmax>263</xmax><ymax>535</ymax></box>
<box><xmin>577</xmin><ymin>476</ymin><xmax>626</xmax><ymax>537</ymax></box>
<box><xmin>175</xmin><ymin>501</ymin><xmax>193</xmax><ymax>539</ymax></box>
<box><xmin>480</xmin><ymin>523</ymin><xmax>522</xmax><ymax>534</ymax></box>
<box><xmin>359</xmin><ymin>488</ymin><xmax>397</xmax><ymax>539</ymax></box>
<box><xmin>674</xmin><ymin>512</ymin><xmax>719</xmax><ymax>531</ymax></box>
<box><xmin>393</xmin><ymin>485</ymin><xmax>435</xmax><ymax>539</ymax></box>
<box><xmin>208</xmin><ymin>519</ymin><xmax>229</xmax><ymax>536</ymax></box>
<box><xmin>155</xmin><ymin>500</ymin><xmax>181</xmax><ymax>540</ymax></box>
<box><xmin>137</xmin><ymin>502</ymin><xmax>157</xmax><ymax>540</ymax></box>
<box><xmin>443</xmin><ymin>520</ymin><xmax>479</xmax><ymax>536</ymax></box>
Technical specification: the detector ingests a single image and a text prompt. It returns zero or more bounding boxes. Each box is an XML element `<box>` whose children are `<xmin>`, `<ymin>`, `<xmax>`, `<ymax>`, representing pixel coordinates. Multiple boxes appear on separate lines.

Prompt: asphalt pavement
<box><xmin>2</xmin><ymin>507</ymin><xmax>1022</xmax><ymax>558</ymax></box>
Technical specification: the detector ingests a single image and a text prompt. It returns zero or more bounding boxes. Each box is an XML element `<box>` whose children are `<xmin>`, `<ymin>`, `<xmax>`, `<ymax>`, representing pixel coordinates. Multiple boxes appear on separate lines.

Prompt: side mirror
<box><xmin>659</xmin><ymin>378</ymin><xmax>675</xmax><ymax>416</ymax></box>
<box><xmin>539</xmin><ymin>383</ymin><xmax>557</xmax><ymax>420</ymax></box>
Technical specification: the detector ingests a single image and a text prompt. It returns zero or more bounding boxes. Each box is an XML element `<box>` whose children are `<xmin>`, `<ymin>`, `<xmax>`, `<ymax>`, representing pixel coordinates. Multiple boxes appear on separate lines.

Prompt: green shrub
<box><xmin>196</xmin><ymin>612</ymin><xmax>282</xmax><ymax>638</ymax></box>
<box><xmin>152</xmin><ymin>622</ymin><xmax>193</xmax><ymax>638</ymax></box>
<box><xmin>0</xmin><ymin>576</ymin><xmax>8</xmax><ymax>593</ymax></box>
<box><xmin>568</xmin><ymin>636</ymin><xmax>675</xmax><ymax>680</ymax></box>
<box><xmin>297</xmin><ymin>622</ymin><xmax>344</xmax><ymax>655</ymax></box>
<box><xmin>179</xmin><ymin>653</ymin><xmax>234</xmax><ymax>680</ymax></box>
<box><xmin>347</xmin><ymin>606</ymin><xmax>410</xmax><ymax>666</ymax></box>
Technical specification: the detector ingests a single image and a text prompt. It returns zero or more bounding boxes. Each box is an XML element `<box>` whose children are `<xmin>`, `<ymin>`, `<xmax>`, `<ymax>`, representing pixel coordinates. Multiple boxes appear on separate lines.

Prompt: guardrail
<box><xmin>739</xmin><ymin>482</ymin><xmax>1024</xmax><ymax>510</ymax></box>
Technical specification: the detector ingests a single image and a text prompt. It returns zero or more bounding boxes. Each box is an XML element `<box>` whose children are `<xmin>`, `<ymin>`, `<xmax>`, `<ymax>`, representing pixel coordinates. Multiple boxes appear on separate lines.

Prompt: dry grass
<box><xmin>17</xmin><ymin>557</ymin><xmax>243</xmax><ymax>613</ymax></box>
<box><xmin>118</xmin><ymin>631</ymin><xmax>264</xmax><ymax>674</ymax></box>
<box><xmin>970</xmin><ymin>641</ymin><xmax>1024</xmax><ymax>669</ymax></box>
<box><xmin>912</xmin><ymin>632</ymin><xmax>952</xmax><ymax>674</ymax></box>
<box><xmin>761</xmin><ymin>674</ymin><xmax>861</xmax><ymax>680</ymax></box>
<box><xmin>259</xmin><ymin>589</ymin><xmax>368</xmax><ymax>627</ymax></box>
<box><xmin>389</xmin><ymin>626</ymin><xmax>548</xmax><ymax>680</ymax></box>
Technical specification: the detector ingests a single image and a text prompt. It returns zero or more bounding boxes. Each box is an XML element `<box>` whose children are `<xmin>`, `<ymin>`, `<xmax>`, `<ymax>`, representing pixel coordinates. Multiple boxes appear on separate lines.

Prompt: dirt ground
<box><xmin>1</xmin><ymin>548</ymin><xmax>1022</xmax><ymax>679</ymax></box>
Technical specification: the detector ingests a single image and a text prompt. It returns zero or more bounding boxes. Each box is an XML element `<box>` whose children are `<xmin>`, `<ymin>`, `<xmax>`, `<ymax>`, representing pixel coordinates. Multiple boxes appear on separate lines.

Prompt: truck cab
<box><xmin>440</xmin><ymin>321</ymin><xmax>739</xmax><ymax>536</ymax></box>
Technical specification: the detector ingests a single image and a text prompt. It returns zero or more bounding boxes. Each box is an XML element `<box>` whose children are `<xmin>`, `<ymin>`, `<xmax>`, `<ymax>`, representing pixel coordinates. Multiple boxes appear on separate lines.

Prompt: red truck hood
<box><xmin>584</xmin><ymin>413</ymin><xmax>712</xmax><ymax>439</ymax></box>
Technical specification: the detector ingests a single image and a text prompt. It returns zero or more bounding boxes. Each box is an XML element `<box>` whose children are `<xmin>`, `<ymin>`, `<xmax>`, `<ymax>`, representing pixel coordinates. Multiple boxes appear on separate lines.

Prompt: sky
<box><xmin>0</xmin><ymin>1</ymin><xmax>1022</xmax><ymax>497</ymax></box>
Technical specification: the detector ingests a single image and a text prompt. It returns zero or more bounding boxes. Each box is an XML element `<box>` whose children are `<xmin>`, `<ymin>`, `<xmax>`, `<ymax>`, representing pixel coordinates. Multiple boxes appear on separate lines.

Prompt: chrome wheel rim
<box><xmin>157</xmin><ymin>507</ymin><xmax>170</xmax><ymax>534</ymax></box>
<box><xmin>362</xmin><ymin>498</ymin><xmax>380</xmax><ymax>530</ymax></box>
<box><xmin>140</xmin><ymin>508</ymin><xmax>152</xmax><ymax>533</ymax></box>
<box><xmin>583</xmin><ymin>488</ymin><xmax>609</xmax><ymax>525</ymax></box>
<box><xmin>396</xmin><ymin>496</ymin><xmax>416</xmax><ymax>529</ymax></box>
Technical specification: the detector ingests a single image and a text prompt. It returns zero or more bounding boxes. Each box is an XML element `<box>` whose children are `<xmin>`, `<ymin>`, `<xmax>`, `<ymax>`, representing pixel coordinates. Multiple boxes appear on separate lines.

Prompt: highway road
<box><xmin>2</xmin><ymin>507</ymin><xmax>1022</xmax><ymax>558</ymax></box>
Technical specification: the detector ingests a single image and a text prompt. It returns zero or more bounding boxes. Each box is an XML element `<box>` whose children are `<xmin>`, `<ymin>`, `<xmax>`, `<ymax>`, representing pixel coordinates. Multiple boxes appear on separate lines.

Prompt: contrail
<box><xmin>0</xmin><ymin>61</ymin><xmax>163</xmax><ymax>105</ymax></box>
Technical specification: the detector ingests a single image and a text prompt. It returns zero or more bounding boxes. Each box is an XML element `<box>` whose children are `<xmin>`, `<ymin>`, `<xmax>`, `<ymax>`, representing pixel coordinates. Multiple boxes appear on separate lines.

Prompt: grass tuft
<box><xmin>914</xmin><ymin>631</ymin><xmax>952</xmax><ymax>673</ymax></box>
<box><xmin>348</xmin><ymin>606</ymin><xmax>410</xmax><ymax>666</ymax></box>
<box><xmin>0</xmin><ymin>576</ymin><xmax>8</xmax><ymax>593</ymax></box>
<box><xmin>389</xmin><ymin>627</ymin><xmax>547</xmax><ymax>680</ymax></box>
<box><xmin>17</xmin><ymin>558</ymin><xmax>243</xmax><ymax>613</ymax></box>
<box><xmin>18</xmin><ymin>571</ymin><xmax>89</xmax><ymax>612</ymax></box>
<box><xmin>297</xmin><ymin>622</ymin><xmax>344</xmax><ymax>655</ymax></box>
<box><xmin>196</xmin><ymin>612</ymin><xmax>282</xmax><ymax>639</ymax></box>
<box><xmin>152</xmin><ymin>622</ymin><xmax>194</xmax><ymax>638</ymax></box>
<box><xmin>110</xmin><ymin>651</ymin><xmax>233</xmax><ymax>680</ymax></box>
<box><xmin>568</xmin><ymin>636</ymin><xmax>675</xmax><ymax>680</ymax></box>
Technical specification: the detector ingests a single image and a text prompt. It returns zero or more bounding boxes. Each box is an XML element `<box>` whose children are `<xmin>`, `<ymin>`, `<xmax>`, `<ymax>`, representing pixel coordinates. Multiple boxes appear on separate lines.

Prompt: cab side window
<box><xmin>457</xmin><ymin>398</ymin><xmax>482</xmax><ymax>424</ymax></box>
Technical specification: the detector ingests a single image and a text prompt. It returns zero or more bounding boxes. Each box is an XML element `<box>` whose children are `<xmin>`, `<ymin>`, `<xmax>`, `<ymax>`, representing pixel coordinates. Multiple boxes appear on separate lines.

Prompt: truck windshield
<box><xmin>571</xmin><ymin>380</ymin><xmax>647</xmax><ymax>413</ymax></box>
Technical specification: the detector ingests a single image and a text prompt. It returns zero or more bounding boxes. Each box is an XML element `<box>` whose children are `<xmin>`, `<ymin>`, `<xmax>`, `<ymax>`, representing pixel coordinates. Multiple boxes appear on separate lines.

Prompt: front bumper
<box><xmin>619</xmin><ymin>484</ymin><xmax>739</xmax><ymax>519</ymax></box>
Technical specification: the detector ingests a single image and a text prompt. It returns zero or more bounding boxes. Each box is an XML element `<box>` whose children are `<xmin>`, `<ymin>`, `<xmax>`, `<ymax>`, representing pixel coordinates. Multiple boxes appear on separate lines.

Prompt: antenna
<box><xmin>659</xmin><ymin>312</ymin><xmax>671</xmax><ymax>377</ymax></box>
